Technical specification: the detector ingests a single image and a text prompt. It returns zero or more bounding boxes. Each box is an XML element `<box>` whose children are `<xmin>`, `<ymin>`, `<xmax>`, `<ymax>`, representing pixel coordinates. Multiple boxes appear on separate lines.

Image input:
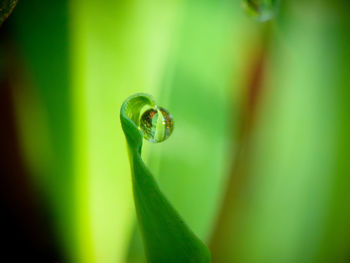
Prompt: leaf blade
<box><xmin>120</xmin><ymin>93</ymin><xmax>211</xmax><ymax>263</ymax></box>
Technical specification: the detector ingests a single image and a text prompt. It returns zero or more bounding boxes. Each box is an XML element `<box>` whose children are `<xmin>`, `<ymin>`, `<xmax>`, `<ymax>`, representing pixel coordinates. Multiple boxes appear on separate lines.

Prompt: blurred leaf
<box><xmin>210</xmin><ymin>1</ymin><xmax>350</xmax><ymax>263</ymax></box>
<box><xmin>120</xmin><ymin>93</ymin><xmax>211</xmax><ymax>263</ymax></box>
<box><xmin>11</xmin><ymin>1</ymin><xmax>77</xmax><ymax>261</ymax></box>
<box><xmin>0</xmin><ymin>0</ymin><xmax>17</xmax><ymax>25</ymax></box>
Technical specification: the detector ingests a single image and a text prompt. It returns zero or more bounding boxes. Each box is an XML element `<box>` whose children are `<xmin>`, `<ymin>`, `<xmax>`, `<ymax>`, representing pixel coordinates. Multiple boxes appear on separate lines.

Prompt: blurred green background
<box><xmin>1</xmin><ymin>0</ymin><xmax>350</xmax><ymax>262</ymax></box>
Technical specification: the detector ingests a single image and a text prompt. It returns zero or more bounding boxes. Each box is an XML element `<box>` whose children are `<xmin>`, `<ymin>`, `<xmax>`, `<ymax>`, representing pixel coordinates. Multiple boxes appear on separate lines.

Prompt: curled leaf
<box><xmin>120</xmin><ymin>93</ymin><xmax>211</xmax><ymax>263</ymax></box>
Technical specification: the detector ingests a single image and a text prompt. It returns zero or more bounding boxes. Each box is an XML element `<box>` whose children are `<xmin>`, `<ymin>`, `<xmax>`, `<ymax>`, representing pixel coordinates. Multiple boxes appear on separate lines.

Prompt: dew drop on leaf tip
<box><xmin>139</xmin><ymin>106</ymin><xmax>174</xmax><ymax>143</ymax></box>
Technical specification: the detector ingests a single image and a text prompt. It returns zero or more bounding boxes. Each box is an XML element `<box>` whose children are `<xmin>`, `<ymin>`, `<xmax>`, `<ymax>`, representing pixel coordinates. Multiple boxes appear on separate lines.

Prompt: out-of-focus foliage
<box><xmin>210</xmin><ymin>1</ymin><xmax>350</xmax><ymax>263</ymax></box>
<box><xmin>0</xmin><ymin>0</ymin><xmax>17</xmax><ymax>25</ymax></box>
<box><xmin>1</xmin><ymin>0</ymin><xmax>350</xmax><ymax>262</ymax></box>
<box><xmin>11</xmin><ymin>1</ymin><xmax>76</xmax><ymax>261</ymax></box>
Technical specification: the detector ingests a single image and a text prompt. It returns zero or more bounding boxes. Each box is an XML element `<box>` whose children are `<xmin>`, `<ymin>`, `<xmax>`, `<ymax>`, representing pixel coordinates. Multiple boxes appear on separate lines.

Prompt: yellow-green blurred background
<box><xmin>1</xmin><ymin>0</ymin><xmax>350</xmax><ymax>262</ymax></box>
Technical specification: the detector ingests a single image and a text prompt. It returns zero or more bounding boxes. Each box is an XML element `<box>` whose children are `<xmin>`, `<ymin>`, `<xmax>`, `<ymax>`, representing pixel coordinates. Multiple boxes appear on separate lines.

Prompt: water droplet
<box><xmin>242</xmin><ymin>0</ymin><xmax>277</xmax><ymax>22</ymax></box>
<box><xmin>139</xmin><ymin>106</ymin><xmax>174</xmax><ymax>143</ymax></box>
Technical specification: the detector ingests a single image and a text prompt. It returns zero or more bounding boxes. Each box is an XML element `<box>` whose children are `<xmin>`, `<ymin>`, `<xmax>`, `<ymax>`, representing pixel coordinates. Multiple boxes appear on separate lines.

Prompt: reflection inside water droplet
<box><xmin>139</xmin><ymin>106</ymin><xmax>174</xmax><ymax>143</ymax></box>
<box><xmin>242</xmin><ymin>0</ymin><xmax>277</xmax><ymax>22</ymax></box>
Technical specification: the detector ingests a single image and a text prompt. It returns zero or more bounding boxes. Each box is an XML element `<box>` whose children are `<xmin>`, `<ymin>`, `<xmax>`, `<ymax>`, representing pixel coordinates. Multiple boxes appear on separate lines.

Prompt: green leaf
<box><xmin>120</xmin><ymin>93</ymin><xmax>211</xmax><ymax>263</ymax></box>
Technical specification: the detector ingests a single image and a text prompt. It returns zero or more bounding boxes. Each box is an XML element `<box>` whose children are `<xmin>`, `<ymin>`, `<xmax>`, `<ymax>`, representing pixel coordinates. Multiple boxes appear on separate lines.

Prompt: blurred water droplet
<box><xmin>139</xmin><ymin>106</ymin><xmax>174</xmax><ymax>143</ymax></box>
<box><xmin>242</xmin><ymin>0</ymin><xmax>276</xmax><ymax>22</ymax></box>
